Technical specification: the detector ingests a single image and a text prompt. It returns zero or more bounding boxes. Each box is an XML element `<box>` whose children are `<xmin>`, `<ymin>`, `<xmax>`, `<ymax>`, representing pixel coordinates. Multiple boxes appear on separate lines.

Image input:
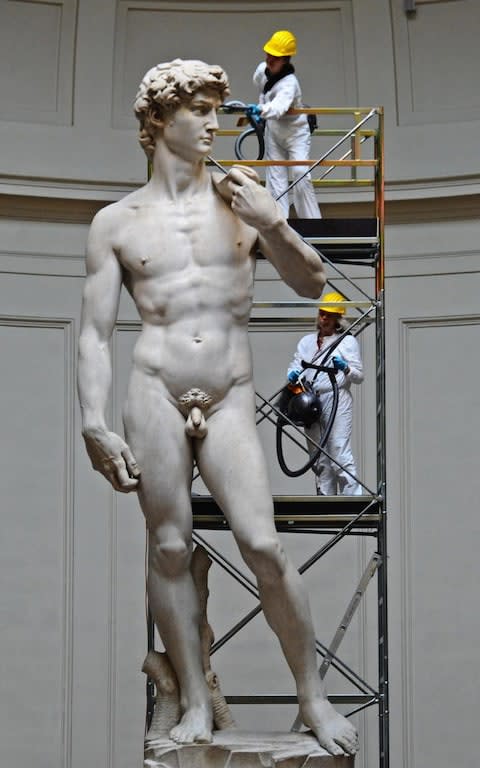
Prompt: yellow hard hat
<box><xmin>318</xmin><ymin>291</ymin><xmax>346</xmax><ymax>315</ymax></box>
<box><xmin>263</xmin><ymin>30</ymin><xmax>297</xmax><ymax>58</ymax></box>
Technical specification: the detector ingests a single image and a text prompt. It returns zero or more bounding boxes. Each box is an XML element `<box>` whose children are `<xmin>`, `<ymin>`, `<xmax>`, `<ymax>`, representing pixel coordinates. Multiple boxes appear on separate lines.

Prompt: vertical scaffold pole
<box><xmin>375</xmin><ymin>107</ymin><xmax>389</xmax><ymax>768</ymax></box>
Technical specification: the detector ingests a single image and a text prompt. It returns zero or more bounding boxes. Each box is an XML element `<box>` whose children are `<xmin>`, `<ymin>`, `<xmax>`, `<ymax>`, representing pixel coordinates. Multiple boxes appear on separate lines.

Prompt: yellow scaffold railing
<box><xmin>211</xmin><ymin>105</ymin><xmax>383</xmax><ymax>191</ymax></box>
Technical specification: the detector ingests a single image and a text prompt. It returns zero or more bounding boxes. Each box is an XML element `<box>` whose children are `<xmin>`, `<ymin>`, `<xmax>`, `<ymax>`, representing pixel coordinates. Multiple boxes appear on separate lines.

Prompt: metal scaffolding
<box><xmin>146</xmin><ymin>106</ymin><xmax>388</xmax><ymax>768</ymax></box>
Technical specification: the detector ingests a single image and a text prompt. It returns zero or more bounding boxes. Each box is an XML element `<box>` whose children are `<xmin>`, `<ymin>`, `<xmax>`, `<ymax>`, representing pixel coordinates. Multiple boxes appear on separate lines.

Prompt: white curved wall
<box><xmin>1</xmin><ymin>0</ymin><xmax>479</xmax><ymax>196</ymax></box>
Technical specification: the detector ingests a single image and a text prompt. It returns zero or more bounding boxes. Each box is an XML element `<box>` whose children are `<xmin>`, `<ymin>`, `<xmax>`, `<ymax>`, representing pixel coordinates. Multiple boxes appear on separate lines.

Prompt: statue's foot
<box><xmin>299</xmin><ymin>697</ymin><xmax>359</xmax><ymax>756</ymax></box>
<box><xmin>169</xmin><ymin>705</ymin><xmax>213</xmax><ymax>744</ymax></box>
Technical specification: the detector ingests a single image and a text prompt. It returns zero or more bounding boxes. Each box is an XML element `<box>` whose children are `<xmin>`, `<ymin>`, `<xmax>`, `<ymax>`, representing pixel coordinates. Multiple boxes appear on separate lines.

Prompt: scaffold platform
<box><xmin>192</xmin><ymin>495</ymin><xmax>381</xmax><ymax>532</ymax></box>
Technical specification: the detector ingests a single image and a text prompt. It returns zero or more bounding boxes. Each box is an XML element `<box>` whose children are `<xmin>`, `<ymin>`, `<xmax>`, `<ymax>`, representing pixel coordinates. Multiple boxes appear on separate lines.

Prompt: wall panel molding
<box><xmin>398</xmin><ymin>313</ymin><xmax>480</xmax><ymax>767</ymax></box>
<box><xmin>0</xmin><ymin>0</ymin><xmax>77</xmax><ymax>125</ymax></box>
<box><xmin>1</xmin><ymin>0</ymin><xmax>480</xmax><ymax>192</ymax></box>
<box><xmin>391</xmin><ymin>0</ymin><xmax>480</xmax><ymax>125</ymax></box>
<box><xmin>0</xmin><ymin>315</ymin><xmax>75</xmax><ymax>767</ymax></box>
<box><xmin>3</xmin><ymin>191</ymin><xmax>480</xmax><ymax>227</ymax></box>
<box><xmin>112</xmin><ymin>0</ymin><xmax>357</xmax><ymax>128</ymax></box>
<box><xmin>0</xmin><ymin>252</ymin><xmax>86</xmax><ymax>278</ymax></box>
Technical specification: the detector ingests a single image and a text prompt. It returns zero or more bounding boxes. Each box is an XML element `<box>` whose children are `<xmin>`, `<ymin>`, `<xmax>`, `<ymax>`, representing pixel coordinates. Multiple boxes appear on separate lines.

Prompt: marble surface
<box><xmin>144</xmin><ymin>729</ymin><xmax>355</xmax><ymax>767</ymax></box>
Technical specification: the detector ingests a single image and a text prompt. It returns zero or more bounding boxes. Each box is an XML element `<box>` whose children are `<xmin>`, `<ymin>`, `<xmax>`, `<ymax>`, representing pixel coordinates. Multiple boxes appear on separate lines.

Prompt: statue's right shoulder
<box><xmin>91</xmin><ymin>191</ymin><xmax>141</xmax><ymax>231</ymax></box>
<box><xmin>87</xmin><ymin>199</ymin><xmax>137</xmax><ymax>264</ymax></box>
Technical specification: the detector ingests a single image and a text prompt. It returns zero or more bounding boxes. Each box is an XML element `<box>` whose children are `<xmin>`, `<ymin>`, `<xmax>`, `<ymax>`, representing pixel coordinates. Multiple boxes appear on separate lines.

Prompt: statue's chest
<box><xmin>119</xmin><ymin>199</ymin><xmax>252</xmax><ymax>276</ymax></box>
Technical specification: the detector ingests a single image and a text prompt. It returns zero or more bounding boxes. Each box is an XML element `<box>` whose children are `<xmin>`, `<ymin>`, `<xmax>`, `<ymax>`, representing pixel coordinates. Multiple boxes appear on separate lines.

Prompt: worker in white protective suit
<box><xmin>287</xmin><ymin>292</ymin><xmax>364</xmax><ymax>495</ymax></box>
<box><xmin>253</xmin><ymin>30</ymin><xmax>320</xmax><ymax>219</ymax></box>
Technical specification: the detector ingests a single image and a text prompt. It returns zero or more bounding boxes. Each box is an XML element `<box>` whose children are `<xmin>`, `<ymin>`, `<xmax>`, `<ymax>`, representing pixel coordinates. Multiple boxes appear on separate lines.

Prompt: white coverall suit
<box><xmin>287</xmin><ymin>332</ymin><xmax>364</xmax><ymax>495</ymax></box>
<box><xmin>253</xmin><ymin>62</ymin><xmax>320</xmax><ymax>219</ymax></box>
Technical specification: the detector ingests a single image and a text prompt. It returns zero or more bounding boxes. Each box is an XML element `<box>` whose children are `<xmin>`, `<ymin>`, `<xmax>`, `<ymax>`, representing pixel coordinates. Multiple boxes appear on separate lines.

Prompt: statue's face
<box><xmin>161</xmin><ymin>89</ymin><xmax>221</xmax><ymax>162</ymax></box>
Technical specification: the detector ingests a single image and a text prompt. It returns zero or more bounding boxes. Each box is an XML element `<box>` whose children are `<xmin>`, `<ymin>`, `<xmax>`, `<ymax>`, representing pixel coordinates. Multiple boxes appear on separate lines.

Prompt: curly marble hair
<box><xmin>134</xmin><ymin>59</ymin><xmax>230</xmax><ymax>158</ymax></box>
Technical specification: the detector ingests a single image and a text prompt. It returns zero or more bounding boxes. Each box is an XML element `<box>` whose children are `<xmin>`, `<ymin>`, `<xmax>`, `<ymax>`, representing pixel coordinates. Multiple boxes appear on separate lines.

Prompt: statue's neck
<box><xmin>150</xmin><ymin>144</ymin><xmax>208</xmax><ymax>200</ymax></box>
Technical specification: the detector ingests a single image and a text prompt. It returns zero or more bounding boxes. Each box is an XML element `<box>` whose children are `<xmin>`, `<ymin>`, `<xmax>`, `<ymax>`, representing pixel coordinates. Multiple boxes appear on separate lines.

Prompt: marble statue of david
<box><xmin>77</xmin><ymin>58</ymin><xmax>358</xmax><ymax>757</ymax></box>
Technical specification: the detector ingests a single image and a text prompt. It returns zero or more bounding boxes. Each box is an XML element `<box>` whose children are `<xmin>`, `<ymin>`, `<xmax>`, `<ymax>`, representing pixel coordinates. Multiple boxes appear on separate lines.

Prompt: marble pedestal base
<box><xmin>145</xmin><ymin>729</ymin><xmax>355</xmax><ymax>767</ymax></box>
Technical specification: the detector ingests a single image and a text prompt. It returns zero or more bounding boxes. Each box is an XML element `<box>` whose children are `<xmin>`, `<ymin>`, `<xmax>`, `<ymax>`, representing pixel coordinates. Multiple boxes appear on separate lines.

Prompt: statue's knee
<box><xmin>242</xmin><ymin>536</ymin><xmax>286</xmax><ymax>582</ymax></box>
<box><xmin>150</xmin><ymin>534</ymin><xmax>191</xmax><ymax>578</ymax></box>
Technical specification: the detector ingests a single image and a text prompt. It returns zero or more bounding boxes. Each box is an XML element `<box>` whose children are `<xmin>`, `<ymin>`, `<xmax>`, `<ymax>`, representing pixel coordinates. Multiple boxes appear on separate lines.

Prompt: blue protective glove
<box><xmin>332</xmin><ymin>355</ymin><xmax>349</xmax><ymax>372</ymax></box>
<box><xmin>287</xmin><ymin>369</ymin><xmax>302</xmax><ymax>384</ymax></box>
<box><xmin>246</xmin><ymin>103</ymin><xmax>263</xmax><ymax>124</ymax></box>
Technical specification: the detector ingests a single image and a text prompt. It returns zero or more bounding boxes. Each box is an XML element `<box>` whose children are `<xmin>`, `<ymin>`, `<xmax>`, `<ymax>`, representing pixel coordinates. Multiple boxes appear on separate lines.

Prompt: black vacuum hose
<box><xmin>276</xmin><ymin>368</ymin><xmax>339</xmax><ymax>478</ymax></box>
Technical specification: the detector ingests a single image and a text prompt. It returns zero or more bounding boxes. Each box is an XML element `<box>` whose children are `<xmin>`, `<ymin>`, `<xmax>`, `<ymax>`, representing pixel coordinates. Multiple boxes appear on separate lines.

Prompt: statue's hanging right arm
<box><xmin>77</xmin><ymin>206</ymin><xmax>141</xmax><ymax>492</ymax></box>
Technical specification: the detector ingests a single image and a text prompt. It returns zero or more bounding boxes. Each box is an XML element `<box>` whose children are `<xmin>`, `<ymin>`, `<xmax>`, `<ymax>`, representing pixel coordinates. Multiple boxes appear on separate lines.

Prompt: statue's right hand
<box><xmin>82</xmin><ymin>427</ymin><xmax>141</xmax><ymax>493</ymax></box>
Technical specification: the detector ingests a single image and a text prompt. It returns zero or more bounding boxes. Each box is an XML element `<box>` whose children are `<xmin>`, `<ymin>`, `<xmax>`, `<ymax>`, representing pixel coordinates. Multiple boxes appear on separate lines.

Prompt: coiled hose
<box><xmin>276</xmin><ymin>365</ymin><xmax>339</xmax><ymax>478</ymax></box>
<box><xmin>222</xmin><ymin>100</ymin><xmax>265</xmax><ymax>161</ymax></box>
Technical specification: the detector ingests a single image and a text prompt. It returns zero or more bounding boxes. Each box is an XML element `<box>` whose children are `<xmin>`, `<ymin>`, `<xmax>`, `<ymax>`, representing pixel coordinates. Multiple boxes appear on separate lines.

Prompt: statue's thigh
<box><xmin>124</xmin><ymin>386</ymin><xmax>193</xmax><ymax>527</ymax></box>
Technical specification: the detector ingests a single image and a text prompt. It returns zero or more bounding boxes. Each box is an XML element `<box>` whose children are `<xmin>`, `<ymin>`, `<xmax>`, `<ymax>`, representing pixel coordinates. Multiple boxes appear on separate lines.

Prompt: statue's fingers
<box><xmin>122</xmin><ymin>445</ymin><xmax>141</xmax><ymax>477</ymax></box>
<box><xmin>212</xmin><ymin>173</ymin><xmax>234</xmax><ymax>204</ymax></box>
<box><xmin>230</xmin><ymin>164</ymin><xmax>260</xmax><ymax>184</ymax></box>
<box><xmin>227</xmin><ymin>167</ymin><xmax>251</xmax><ymax>186</ymax></box>
<box><xmin>102</xmin><ymin>465</ymin><xmax>123</xmax><ymax>492</ymax></box>
<box><xmin>111</xmin><ymin>457</ymin><xmax>139</xmax><ymax>492</ymax></box>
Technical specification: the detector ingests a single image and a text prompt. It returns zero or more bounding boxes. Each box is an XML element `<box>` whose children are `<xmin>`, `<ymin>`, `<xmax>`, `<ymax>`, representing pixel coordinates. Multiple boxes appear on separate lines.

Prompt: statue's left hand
<box><xmin>213</xmin><ymin>165</ymin><xmax>260</xmax><ymax>204</ymax></box>
<box><xmin>215</xmin><ymin>167</ymin><xmax>283</xmax><ymax>230</ymax></box>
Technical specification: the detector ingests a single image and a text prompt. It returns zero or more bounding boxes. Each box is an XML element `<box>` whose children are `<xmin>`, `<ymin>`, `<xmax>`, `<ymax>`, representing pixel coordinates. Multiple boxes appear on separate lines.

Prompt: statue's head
<box><xmin>134</xmin><ymin>59</ymin><xmax>230</xmax><ymax>158</ymax></box>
